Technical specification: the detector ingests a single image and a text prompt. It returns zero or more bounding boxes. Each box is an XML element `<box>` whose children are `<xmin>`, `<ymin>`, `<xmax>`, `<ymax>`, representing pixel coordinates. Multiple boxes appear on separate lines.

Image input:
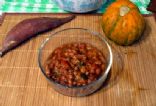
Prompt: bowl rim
<box><xmin>38</xmin><ymin>27</ymin><xmax>113</xmax><ymax>89</ymax></box>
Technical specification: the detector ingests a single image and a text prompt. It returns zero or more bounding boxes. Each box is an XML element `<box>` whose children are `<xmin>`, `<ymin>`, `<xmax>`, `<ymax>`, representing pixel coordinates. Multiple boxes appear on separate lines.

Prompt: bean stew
<box><xmin>45</xmin><ymin>42</ymin><xmax>106</xmax><ymax>87</ymax></box>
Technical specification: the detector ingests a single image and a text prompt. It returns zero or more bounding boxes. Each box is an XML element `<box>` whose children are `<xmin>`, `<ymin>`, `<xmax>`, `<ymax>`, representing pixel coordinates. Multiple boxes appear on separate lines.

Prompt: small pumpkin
<box><xmin>102</xmin><ymin>0</ymin><xmax>145</xmax><ymax>45</ymax></box>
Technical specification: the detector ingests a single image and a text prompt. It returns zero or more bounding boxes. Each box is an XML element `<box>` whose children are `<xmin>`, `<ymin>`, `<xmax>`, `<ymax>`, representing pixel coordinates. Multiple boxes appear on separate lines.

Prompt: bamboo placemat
<box><xmin>0</xmin><ymin>14</ymin><xmax>156</xmax><ymax>106</ymax></box>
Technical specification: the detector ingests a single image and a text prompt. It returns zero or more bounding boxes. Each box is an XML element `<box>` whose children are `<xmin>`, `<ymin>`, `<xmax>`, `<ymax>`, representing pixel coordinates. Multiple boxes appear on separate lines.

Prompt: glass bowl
<box><xmin>38</xmin><ymin>28</ymin><xmax>113</xmax><ymax>96</ymax></box>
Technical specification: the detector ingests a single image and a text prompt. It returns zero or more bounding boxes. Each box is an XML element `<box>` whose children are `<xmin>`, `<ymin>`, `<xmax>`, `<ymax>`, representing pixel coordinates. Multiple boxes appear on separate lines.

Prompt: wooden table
<box><xmin>0</xmin><ymin>14</ymin><xmax>156</xmax><ymax>106</ymax></box>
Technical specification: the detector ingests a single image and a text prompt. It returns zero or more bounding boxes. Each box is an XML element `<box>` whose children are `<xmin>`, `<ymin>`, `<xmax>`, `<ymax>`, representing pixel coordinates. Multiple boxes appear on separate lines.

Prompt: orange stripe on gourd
<box><xmin>127</xmin><ymin>10</ymin><xmax>139</xmax><ymax>44</ymax></box>
<box><xmin>109</xmin><ymin>6</ymin><xmax>131</xmax><ymax>45</ymax></box>
<box><xmin>102</xmin><ymin>8</ymin><xmax>121</xmax><ymax>37</ymax></box>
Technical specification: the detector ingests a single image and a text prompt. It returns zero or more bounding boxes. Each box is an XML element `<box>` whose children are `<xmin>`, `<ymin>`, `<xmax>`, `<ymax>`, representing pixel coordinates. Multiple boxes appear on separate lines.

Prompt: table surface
<box><xmin>0</xmin><ymin>14</ymin><xmax>156</xmax><ymax>106</ymax></box>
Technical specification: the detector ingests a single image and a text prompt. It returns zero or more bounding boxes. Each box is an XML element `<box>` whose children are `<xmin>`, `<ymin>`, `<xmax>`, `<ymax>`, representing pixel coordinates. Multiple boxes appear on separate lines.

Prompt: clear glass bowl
<box><xmin>38</xmin><ymin>28</ymin><xmax>113</xmax><ymax>96</ymax></box>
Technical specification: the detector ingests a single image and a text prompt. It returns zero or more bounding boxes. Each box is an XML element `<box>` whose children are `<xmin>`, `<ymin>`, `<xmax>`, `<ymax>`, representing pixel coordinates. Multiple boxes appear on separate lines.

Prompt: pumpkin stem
<box><xmin>120</xmin><ymin>6</ymin><xmax>130</xmax><ymax>16</ymax></box>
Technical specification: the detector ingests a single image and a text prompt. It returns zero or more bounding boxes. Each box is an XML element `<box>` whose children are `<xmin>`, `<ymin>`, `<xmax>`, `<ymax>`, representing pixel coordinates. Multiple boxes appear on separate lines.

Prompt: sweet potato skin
<box><xmin>0</xmin><ymin>15</ymin><xmax>75</xmax><ymax>57</ymax></box>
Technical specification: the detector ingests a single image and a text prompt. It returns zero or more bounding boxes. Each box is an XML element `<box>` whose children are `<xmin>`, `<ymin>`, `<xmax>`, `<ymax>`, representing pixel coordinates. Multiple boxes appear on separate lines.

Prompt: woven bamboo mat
<box><xmin>0</xmin><ymin>14</ymin><xmax>156</xmax><ymax>106</ymax></box>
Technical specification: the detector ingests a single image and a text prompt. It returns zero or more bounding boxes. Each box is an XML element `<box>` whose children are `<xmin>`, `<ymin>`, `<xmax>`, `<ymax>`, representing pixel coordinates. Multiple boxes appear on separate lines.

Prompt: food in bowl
<box><xmin>38</xmin><ymin>28</ymin><xmax>113</xmax><ymax>96</ymax></box>
<box><xmin>45</xmin><ymin>42</ymin><xmax>106</xmax><ymax>87</ymax></box>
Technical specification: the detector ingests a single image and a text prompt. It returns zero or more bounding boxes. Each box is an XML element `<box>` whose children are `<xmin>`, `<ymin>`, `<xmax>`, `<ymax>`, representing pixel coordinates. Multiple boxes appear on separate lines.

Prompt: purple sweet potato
<box><xmin>147</xmin><ymin>0</ymin><xmax>156</xmax><ymax>12</ymax></box>
<box><xmin>147</xmin><ymin>0</ymin><xmax>156</xmax><ymax>21</ymax></box>
<box><xmin>0</xmin><ymin>15</ymin><xmax>75</xmax><ymax>57</ymax></box>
